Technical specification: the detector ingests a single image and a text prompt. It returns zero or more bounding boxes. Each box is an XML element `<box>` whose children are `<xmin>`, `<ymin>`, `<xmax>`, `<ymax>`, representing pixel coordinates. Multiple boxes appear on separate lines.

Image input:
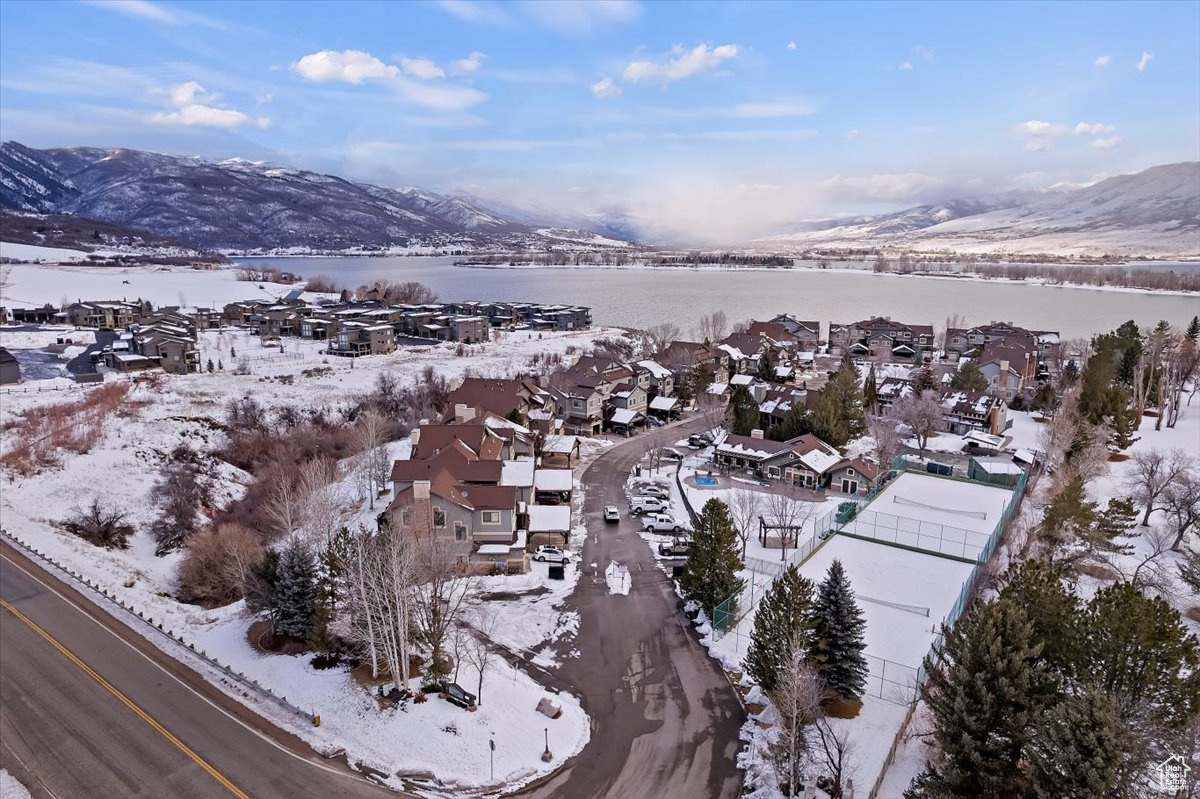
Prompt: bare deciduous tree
<box><xmin>764</xmin><ymin>484</ymin><xmax>815</xmax><ymax>560</ymax></box>
<box><xmin>462</xmin><ymin>606</ymin><xmax>498</xmax><ymax>705</ymax></box>
<box><xmin>1163</xmin><ymin>471</ymin><xmax>1200</xmax><ymax>552</ymax></box>
<box><xmin>642</xmin><ymin>322</ymin><xmax>682</xmax><ymax>356</ymax></box>
<box><xmin>768</xmin><ymin>644</ymin><xmax>825</xmax><ymax>797</ymax></box>
<box><xmin>869</xmin><ymin>416</ymin><xmax>903</xmax><ymax>470</ymax></box>
<box><xmin>411</xmin><ymin>534</ymin><xmax>474</xmax><ymax>680</ymax></box>
<box><xmin>354</xmin><ymin>409</ymin><xmax>391</xmax><ymax>510</ymax></box>
<box><xmin>729</xmin><ymin>489</ymin><xmax>763</xmax><ymax>560</ymax></box>
<box><xmin>1124</xmin><ymin>449</ymin><xmax>1190</xmax><ymax>526</ymax></box>
<box><xmin>344</xmin><ymin>524</ymin><xmax>415</xmax><ymax>682</ymax></box>
<box><xmin>695</xmin><ymin>310</ymin><xmax>729</xmax><ymax>344</ymax></box>
<box><xmin>893</xmin><ymin>390</ymin><xmax>943</xmax><ymax>458</ymax></box>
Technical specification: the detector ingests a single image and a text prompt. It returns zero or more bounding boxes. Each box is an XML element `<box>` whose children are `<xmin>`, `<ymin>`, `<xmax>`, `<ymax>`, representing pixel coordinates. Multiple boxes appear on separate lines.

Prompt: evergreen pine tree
<box><xmin>1077</xmin><ymin>334</ymin><xmax>1119</xmax><ymax>424</ymax></box>
<box><xmin>756</xmin><ymin>351</ymin><xmax>776</xmax><ymax>382</ymax></box>
<box><xmin>913</xmin><ymin>365</ymin><xmax>939</xmax><ymax>393</ymax></box>
<box><xmin>833</xmin><ymin>354</ymin><xmax>868</xmax><ymax>440</ymax></box>
<box><xmin>998</xmin><ymin>560</ymin><xmax>1081</xmax><ymax>678</ymax></box>
<box><xmin>725</xmin><ymin>384</ymin><xmax>760</xmax><ymax>436</ymax></box>
<box><xmin>1031</xmin><ymin>382</ymin><xmax>1059</xmax><ymax>415</ymax></box>
<box><xmin>680</xmin><ymin>498</ymin><xmax>744</xmax><ymax>617</ymax></box>
<box><xmin>909</xmin><ymin>597</ymin><xmax>1050</xmax><ymax>799</ymax></box>
<box><xmin>810</xmin><ymin>559</ymin><xmax>868</xmax><ymax>700</ymax></box>
<box><xmin>1080</xmin><ymin>583</ymin><xmax>1200</xmax><ymax>732</ymax></box>
<box><xmin>273</xmin><ymin>538</ymin><xmax>317</xmax><ymax>639</ymax></box>
<box><xmin>1038</xmin><ymin>476</ymin><xmax>1096</xmax><ymax>555</ymax></box>
<box><xmin>948</xmin><ymin>360</ymin><xmax>988</xmax><ymax>393</ymax></box>
<box><xmin>1186</xmin><ymin>315</ymin><xmax>1200</xmax><ymax>343</ymax></box>
<box><xmin>217</xmin><ymin>359</ymin><xmax>224</xmax><ymax>371</ymax></box>
<box><xmin>767</xmin><ymin>403</ymin><xmax>812</xmax><ymax>441</ymax></box>
<box><xmin>1113</xmin><ymin>320</ymin><xmax>1143</xmax><ymax>387</ymax></box>
<box><xmin>743</xmin><ymin>565</ymin><xmax>816</xmax><ymax>692</ymax></box>
<box><xmin>1108</xmin><ymin>390</ymin><xmax>1138</xmax><ymax>450</ymax></box>
<box><xmin>862</xmin><ymin>365</ymin><xmax>878</xmax><ymax>414</ymax></box>
<box><xmin>206</xmin><ymin>358</ymin><xmax>215</xmax><ymax>373</ymax></box>
<box><xmin>810</xmin><ymin>386</ymin><xmax>848</xmax><ymax>447</ymax></box>
<box><xmin>230</xmin><ymin>345</ymin><xmax>237</xmax><ymax>359</ymax></box>
<box><xmin>1086</xmin><ymin>497</ymin><xmax>1138</xmax><ymax>558</ymax></box>
<box><xmin>1026</xmin><ymin>690</ymin><xmax>1129</xmax><ymax>799</ymax></box>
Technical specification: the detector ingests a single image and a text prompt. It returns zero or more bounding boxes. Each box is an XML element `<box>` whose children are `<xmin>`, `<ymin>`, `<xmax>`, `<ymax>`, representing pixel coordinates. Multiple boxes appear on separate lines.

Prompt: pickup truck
<box><xmin>642</xmin><ymin>514</ymin><xmax>686</xmax><ymax>533</ymax></box>
<box><xmin>657</xmin><ymin>540</ymin><xmax>691</xmax><ymax>557</ymax></box>
<box><xmin>629</xmin><ymin>496</ymin><xmax>668</xmax><ymax>515</ymax></box>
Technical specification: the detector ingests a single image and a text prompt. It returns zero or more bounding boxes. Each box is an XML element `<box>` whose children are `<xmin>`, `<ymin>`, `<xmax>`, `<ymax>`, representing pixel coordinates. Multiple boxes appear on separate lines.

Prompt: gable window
<box><xmin>454</xmin><ymin>521</ymin><xmax>467</xmax><ymax>541</ymax></box>
<box><xmin>433</xmin><ymin>508</ymin><xmax>446</xmax><ymax>528</ymax></box>
<box><xmin>481</xmin><ymin>510</ymin><xmax>501</xmax><ymax>524</ymax></box>
<box><xmin>399</xmin><ymin>509</ymin><xmax>413</xmax><ymax>527</ymax></box>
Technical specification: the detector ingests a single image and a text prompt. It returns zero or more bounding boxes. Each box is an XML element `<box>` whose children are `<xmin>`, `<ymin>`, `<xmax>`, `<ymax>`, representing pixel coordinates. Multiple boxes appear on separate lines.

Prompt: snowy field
<box><xmin>0</xmin><ymin>322</ymin><xmax>622</xmax><ymax>794</ymax></box>
<box><xmin>842</xmin><ymin>472</ymin><xmax>1014</xmax><ymax>561</ymax></box>
<box><xmin>0</xmin><ymin>261</ymin><xmax>326</xmax><ymax>310</ymax></box>
<box><xmin>0</xmin><ymin>241</ymin><xmax>100</xmax><ymax>263</ymax></box>
<box><xmin>0</xmin><ymin>769</ymin><xmax>33</xmax><ymax>799</ymax></box>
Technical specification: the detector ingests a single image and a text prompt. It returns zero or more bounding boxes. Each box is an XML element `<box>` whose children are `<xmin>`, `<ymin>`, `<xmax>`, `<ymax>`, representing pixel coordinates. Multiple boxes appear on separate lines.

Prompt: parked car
<box><xmin>629</xmin><ymin>496</ymin><xmax>669</xmax><ymax>515</ymax></box>
<box><xmin>647</xmin><ymin>415</ymin><xmax>665</xmax><ymax>428</ymax></box>
<box><xmin>687</xmin><ymin>433</ymin><xmax>715</xmax><ymax>448</ymax></box>
<box><xmin>658</xmin><ymin>540</ymin><xmax>691</xmax><ymax>557</ymax></box>
<box><xmin>534</xmin><ymin>545</ymin><xmax>572</xmax><ymax>563</ymax></box>
<box><xmin>632</xmin><ymin>485</ymin><xmax>670</xmax><ymax>499</ymax></box>
<box><xmin>603</xmin><ymin>506</ymin><xmax>621</xmax><ymax>523</ymax></box>
<box><xmin>535</xmin><ymin>491</ymin><xmax>564</xmax><ymax>505</ymax></box>
<box><xmin>656</xmin><ymin>448</ymin><xmax>683</xmax><ymax>461</ymax></box>
<box><xmin>643</xmin><ymin>514</ymin><xmax>686</xmax><ymax>533</ymax></box>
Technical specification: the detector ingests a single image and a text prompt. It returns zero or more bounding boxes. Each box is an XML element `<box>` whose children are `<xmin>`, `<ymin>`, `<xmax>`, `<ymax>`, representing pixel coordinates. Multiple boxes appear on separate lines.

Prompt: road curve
<box><xmin>515</xmin><ymin>420</ymin><xmax>744</xmax><ymax>799</ymax></box>
<box><xmin>0</xmin><ymin>544</ymin><xmax>399</xmax><ymax>799</ymax></box>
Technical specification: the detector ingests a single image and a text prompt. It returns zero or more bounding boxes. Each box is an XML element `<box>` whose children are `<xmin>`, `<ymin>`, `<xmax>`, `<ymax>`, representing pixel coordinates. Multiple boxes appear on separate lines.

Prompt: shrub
<box><xmin>60</xmin><ymin>498</ymin><xmax>134</xmax><ymax>549</ymax></box>
<box><xmin>304</xmin><ymin>274</ymin><xmax>339</xmax><ymax>293</ymax></box>
<box><xmin>176</xmin><ymin>523</ymin><xmax>265</xmax><ymax>606</ymax></box>
<box><xmin>2</xmin><ymin>382</ymin><xmax>130</xmax><ymax>475</ymax></box>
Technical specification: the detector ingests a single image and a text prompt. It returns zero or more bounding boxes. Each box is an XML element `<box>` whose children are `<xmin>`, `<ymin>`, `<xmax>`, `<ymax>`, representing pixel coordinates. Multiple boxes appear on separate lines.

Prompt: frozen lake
<box><xmin>241</xmin><ymin>256</ymin><xmax>1200</xmax><ymax>339</ymax></box>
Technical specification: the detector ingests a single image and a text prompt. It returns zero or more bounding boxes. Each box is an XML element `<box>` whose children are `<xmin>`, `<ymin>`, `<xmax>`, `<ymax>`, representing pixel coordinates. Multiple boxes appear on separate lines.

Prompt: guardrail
<box><xmin>0</xmin><ymin>528</ymin><xmax>316</xmax><ymax>726</ymax></box>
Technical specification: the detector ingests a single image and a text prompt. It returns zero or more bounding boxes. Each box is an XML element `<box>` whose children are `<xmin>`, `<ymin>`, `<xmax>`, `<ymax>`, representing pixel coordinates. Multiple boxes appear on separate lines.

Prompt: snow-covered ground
<box><xmin>0</xmin><ymin>769</ymin><xmax>33</xmax><ymax>799</ymax></box>
<box><xmin>1</xmin><ymin>241</ymin><xmax>104</xmax><ymax>263</ymax></box>
<box><xmin>0</xmin><ymin>324</ymin><xmax>623</xmax><ymax>794</ymax></box>
<box><xmin>0</xmin><ymin>261</ymin><xmax>325</xmax><ymax>310</ymax></box>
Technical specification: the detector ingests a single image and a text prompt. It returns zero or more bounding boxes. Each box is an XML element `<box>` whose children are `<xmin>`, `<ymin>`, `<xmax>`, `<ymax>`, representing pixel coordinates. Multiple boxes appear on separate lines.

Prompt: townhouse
<box><xmin>829</xmin><ymin>317</ymin><xmax>935</xmax><ymax>361</ymax></box>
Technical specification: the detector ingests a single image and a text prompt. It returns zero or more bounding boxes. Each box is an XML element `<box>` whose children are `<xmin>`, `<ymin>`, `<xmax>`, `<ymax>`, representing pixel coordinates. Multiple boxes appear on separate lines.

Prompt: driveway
<box><xmin>516</xmin><ymin>418</ymin><xmax>744</xmax><ymax>799</ymax></box>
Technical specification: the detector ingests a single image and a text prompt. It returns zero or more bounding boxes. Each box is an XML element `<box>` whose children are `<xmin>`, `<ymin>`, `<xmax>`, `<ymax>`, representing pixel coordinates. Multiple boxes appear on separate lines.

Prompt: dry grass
<box><xmin>1</xmin><ymin>383</ymin><xmax>132</xmax><ymax>475</ymax></box>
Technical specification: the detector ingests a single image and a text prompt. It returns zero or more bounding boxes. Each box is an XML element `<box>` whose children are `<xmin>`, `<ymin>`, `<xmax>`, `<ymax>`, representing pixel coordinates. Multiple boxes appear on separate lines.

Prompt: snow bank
<box><xmin>0</xmin><ymin>769</ymin><xmax>33</xmax><ymax>799</ymax></box>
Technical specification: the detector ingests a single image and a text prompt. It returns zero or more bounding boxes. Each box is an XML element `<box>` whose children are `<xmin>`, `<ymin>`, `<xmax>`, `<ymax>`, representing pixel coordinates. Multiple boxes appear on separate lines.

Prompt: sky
<box><xmin>1</xmin><ymin>0</ymin><xmax>1198</xmax><ymax>242</ymax></box>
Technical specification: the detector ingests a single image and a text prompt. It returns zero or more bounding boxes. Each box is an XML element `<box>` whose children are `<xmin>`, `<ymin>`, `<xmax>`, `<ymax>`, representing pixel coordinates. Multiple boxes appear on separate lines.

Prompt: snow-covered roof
<box><xmin>636</xmin><ymin>360</ymin><xmax>672</xmax><ymax>379</ymax></box>
<box><xmin>476</xmin><ymin>544</ymin><xmax>511</xmax><ymax>556</ymax></box>
<box><xmin>649</xmin><ymin>396</ymin><xmax>677</xmax><ymax>411</ymax></box>
<box><xmin>794</xmin><ymin>351</ymin><xmax>815</xmax><ymax>363</ymax></box>
<box><xmin>971</xmin><ymin>457</ymin><xmax>1023</xmax><ymax>475</ymax></box>
<box><xmin>527</xmin><ymin>505</ymin><xmax>571</xmax><ymax>532</ymax></box>
<box><xmin>500</xmin><ymin>460</ymin><xmax>535</xmax><ymax>487</ymax></box>
<box><xmin>775</xmin><ymin>366</ymin><xmax>794</xmax><ymax>378</ymax></box>
<box><xmin>543</xmin><ymin>435</ymin><xmax>580</xmax><ymax>454</ymax></box>
<box><xmin>707</xmin><ymin>382</ymin><xmax>729</xmax><ymax>395</ymax></box>
<box><xmin>1012</xmin><ymin>448</ymin><xmax>1040</xmax><ymax>465</ymax></box>
<box><xmin>730</xmin><ymin>374</ymin><xmax>755</xmax><ymax>386</ymax></box>
<box><xmin>962</xmin><ymin>430</ymin><xmax>1006</xmax><ymax>448</ymax></box>
<box><xmin>610</xmin><ymin>408</ymin><xmax>641</xmax><ymax>425</ymax></box>
<box><xmin>717</xmin><ymin>343</ymin><xmax>748</xmax><ymax>360</ymax></box>
<box><xmin>534</xmin><ymin>469</ymin><xmax>573</xmax><ymax>492</ymax></box>
<box><xmin>796</xmin><ymin>446</ymin><xmax>842</xmax><ymax>475</ymax></box>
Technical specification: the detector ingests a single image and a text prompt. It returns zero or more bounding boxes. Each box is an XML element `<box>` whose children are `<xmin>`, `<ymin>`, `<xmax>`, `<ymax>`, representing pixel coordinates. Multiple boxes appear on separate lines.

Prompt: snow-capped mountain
<box><xmin>0</xmin><ymin>142</ymin><xmax>629</xmax><ymax>252</ymax></box>
<box><xmin>759</xmin><ymin>163</ymin><xmax>1200</xmax><ymax>257</ymax></box>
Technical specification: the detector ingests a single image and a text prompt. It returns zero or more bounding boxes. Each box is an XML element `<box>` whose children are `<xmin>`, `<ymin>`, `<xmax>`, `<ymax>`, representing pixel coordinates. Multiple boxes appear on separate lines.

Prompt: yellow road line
<box><xmin>1</xmin><ymin>598</ymin><xmax>250</xmax><ymax>799</ymax></box>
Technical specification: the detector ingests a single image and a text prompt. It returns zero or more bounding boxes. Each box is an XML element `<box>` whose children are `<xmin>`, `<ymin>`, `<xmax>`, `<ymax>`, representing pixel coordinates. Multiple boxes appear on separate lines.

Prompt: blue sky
<box><xmin>1</xmin><ymin>0</ymin><xmax>1197</xmax><ymax>240</ymax></box>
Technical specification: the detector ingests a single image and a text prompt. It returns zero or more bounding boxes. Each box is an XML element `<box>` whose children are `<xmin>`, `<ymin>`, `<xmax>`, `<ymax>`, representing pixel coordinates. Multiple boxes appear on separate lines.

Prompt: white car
<box><xmin>642</xmin><ymin>514</ymin><xmax>687</xmax><ymax>533</ymax></box>
<box><xmin>629</xmin><ymin>496</ymin><xmax>668</xmax><ymax>515</ymax></box>
<box><xmin>603</xmin><ymin>506</ymin><xmax>621</xmax><ymax>523</ymax></box>
<box><xmin>632</xmin><ymin>485</ymin><xmax>670</xmax><ymax>499</ymax></box>
<box><xmin>534</xmin><ymin>545</ymin><xmax>572</xmax><ymax>564</ymax></box>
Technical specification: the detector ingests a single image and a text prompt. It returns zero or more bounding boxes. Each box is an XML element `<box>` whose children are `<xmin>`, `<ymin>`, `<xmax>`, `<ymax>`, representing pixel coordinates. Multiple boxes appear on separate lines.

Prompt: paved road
<box><xmin>517</xmin><ymin>420</ymin><xmax>745</xmax><ymax>799</ymax></box>
<box><xmin>0</xmin><ymin>545</ymin><xmax>398</xmax><ymax>799</ymax></box>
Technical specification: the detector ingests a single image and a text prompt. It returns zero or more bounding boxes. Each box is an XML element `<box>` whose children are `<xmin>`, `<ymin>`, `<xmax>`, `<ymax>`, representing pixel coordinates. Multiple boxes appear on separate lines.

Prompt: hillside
<box><xmin>758</xmin><ymin>163</ymin><xmax>1200</xmax><ymax>258</ymax></box>
<box><xmin>0</xmin><ymin>142</ymin><xmax>626</xmax><ymax>253</ymax></box>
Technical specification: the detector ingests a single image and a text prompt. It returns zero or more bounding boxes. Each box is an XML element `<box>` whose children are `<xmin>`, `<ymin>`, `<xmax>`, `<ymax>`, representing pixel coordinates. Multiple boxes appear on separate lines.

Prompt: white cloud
<box><xmin>846</xmin><ymin>129</ymin><xmax>861</xmax><ymax>140</ymax></box>
<box><xmin>256</xmin><ymin>93</ymin><xmax>274</xmax><ymax>105</ymax></box>
<box><xmin>786</xmin><ymin>41</ymin><xmax>797</xmax><ymax>50</ymax></box>
<box><xmin>149</xmin><ymin>104</ymin><xmax>251</xmax><ymax>128</ymax></box>
<box><xmin>1094</xmin><ymin>54</ymin><xmax>1111</xmax><ymax>67</ymax></box>
<box><xmin>145</xmin><ymin>80</ymin><xmax>266</xmax><ymax>129</ymax></box>
<box><xmin>732</xmin><ymin>99</ymin><xmax>816</xmax><ymax>118</ymax></box>
<box><xmin>1091</xmin><ymin>136</ymin><xmax>1121</xmax><ymax>149</ymax></box>
<box><xmin>622</xmin><ymin>43</ymin><xmax>740</xmax><ymax>84</ymax></box>
<box><xmin>1015</xmin><ymin>119</ymin><xmax>1117</xmax><ymax>150</ymax></box>
<box><xmin>1136</xmin><ymin>51</ymin><xmax>1153</xmax><ymax>72</ymax></box>
<box><xmin>1023</xmin><ymin>138</ymin><xmax>1050</xmax><ymax>152</ymax></box>
<box><xmin>292</xmin><ymin>50</ymin><xmax>399</xmax><ymax>83</ymax></box>
<box><xmin>400</xmin><ymin>57</ymin><xmax>446</xmax><ymax>80</ymax></box>
<box><xmin>1073</xmin><ymin>121</ymin><xmax>1115</xmax><ymax>135</ymax></box>
<box><xmin>523</xmin><ymin>0</ymin><xmax>640</xmax><ymax>34</ymax></box>
<box><xmin>1017</xmin><ymin>120</ymin><xmax>1066</xmax><ymax>136</ymax></box>
<box><xmin>898</xmin><ymin>61</ymin><xmax>913</xmax><ymax>71</ymax></box>
<box><xmin>590</xmin><ymin>77</ymin><xmax>621</xmax><ymax>98</ymax></box>
<box><xmin>434</xmin><ymin>0</ymin><xmax>511</xmax><ymax>26</ymax></box>
<box><xmin>80</xmin><ymin>0</ymin><xmax>227</xmax><ymax>29</ymax></box>
<box><xmin>911</xmin><ymin>45</ymin><xmax>934</xmax><ymax>61</ymax></box>
<box><xmin>454</xmin><ymin>51</ymin><xmax>487</xmax><ymax>74</ymax></box>
<box><xmin>818</xmin><ymin>172</ymin><xmax>945</xmax><ymax>202</ymax></box>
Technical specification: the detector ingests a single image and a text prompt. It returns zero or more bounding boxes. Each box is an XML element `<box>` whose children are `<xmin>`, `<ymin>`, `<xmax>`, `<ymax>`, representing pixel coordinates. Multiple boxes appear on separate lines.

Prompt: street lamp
<box><xmin>489</xmin><ymin>734</ymin><xmax>495</xmax><ymax>781</ymax></box>
<box><xmin>541</xmin><ymin>727</ymin><xmax>552</xmax><ymax>762</ymax></box>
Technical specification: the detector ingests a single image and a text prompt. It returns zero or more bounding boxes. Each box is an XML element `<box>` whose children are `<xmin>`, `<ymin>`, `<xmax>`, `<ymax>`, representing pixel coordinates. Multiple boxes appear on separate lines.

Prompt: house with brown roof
<box><xmin>327</xmin><ymin>322</ymin><xmax>396</xmax><ymax>357</ymax></box>
<box><xmin>768</xmin><ymin>315</ymin><xmax>821</xmax><ymax>349</ymax></box>
<box><xmin>713</xmin><ymin>430</ymin><xmax>842</xmax><ymax>485</ymax></box>
<box><xmin>830</xmin><ymin>317</ymin><xmax>935</xmax><ymax>361</ymax></box>
<box><xmin>976</xmin><ymin>341</ymin><xmax>1036</xmax><ymax>400</ymax></box>
<box><xmin>445</xmin><ymin>377</ymin><xmax>552</xmax><ymax>425</ymax></box>
<box><xmin>827</xmin><ymin>458</ymin><xmax>882</xmax><ymax>495</ymax></box>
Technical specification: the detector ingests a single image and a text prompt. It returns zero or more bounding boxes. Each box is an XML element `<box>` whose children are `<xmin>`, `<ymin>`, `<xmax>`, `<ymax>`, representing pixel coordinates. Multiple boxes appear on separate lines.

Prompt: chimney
<box><xmin>413</xmin><ymin>480</ymin><xmax>430</xmax><ymax>500</ymax></box>
<box><xmin>455</xmin><ymin>403</ymin><xmax>476</xmax><ymax>424</ymax></box>
<box><xmin>410</xmin><ymin>427</ymin><xmax>421</xmax><ymax>450</ymax></box>
<box><xmin>750</xmin><ymin>428</ymin><xmax>764</xmax><ymax>440</ymax></box>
